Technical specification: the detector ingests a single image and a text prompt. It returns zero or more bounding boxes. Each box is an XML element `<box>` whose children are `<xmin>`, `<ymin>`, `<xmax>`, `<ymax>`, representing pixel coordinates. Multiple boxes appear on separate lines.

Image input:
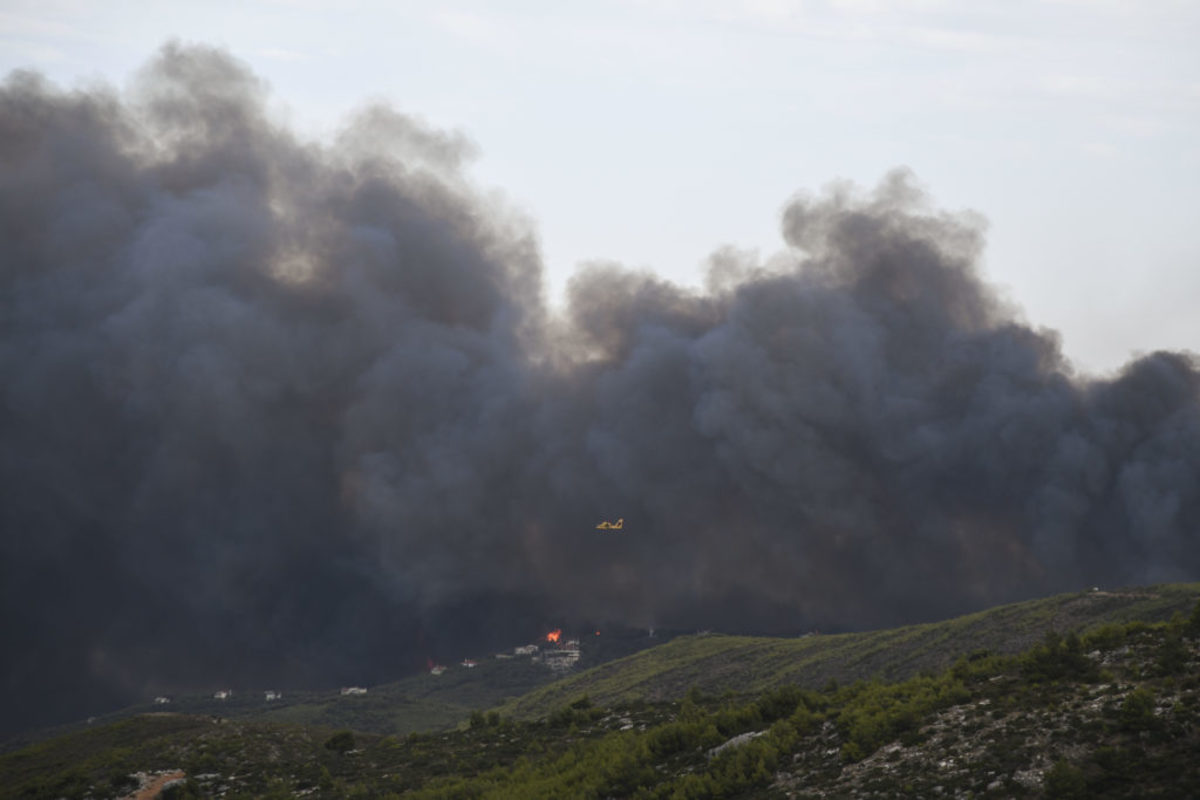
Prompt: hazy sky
<box><xmin>2</xmin><ymin>0</ymin><xmax>1197</xmax><ymax>373</ymax></box>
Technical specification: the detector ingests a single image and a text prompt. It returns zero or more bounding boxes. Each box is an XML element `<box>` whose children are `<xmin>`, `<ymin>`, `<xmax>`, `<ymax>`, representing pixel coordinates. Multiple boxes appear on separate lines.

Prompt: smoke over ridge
<box><xmin>2</xmin><ymin>44</ymin><xmax>1198</xmax><ymax>733</ymax></box>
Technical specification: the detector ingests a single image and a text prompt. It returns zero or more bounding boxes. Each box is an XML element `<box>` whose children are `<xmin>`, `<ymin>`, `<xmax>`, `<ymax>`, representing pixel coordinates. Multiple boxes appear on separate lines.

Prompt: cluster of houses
<box><xmin>515</xmin><ymin>636</ymin><xmax>583</xmax><ymax>671</ymax></box>
<box><xmin>212</xmin><ymin>689</ymin><xmax>282</xmax><ymax>701</ymax></box>
<box><xmin>424</xmin><ymin>634</ymin><xmax>583</xmax><ymax>677</ymax></box>
<box><xmin>149</xmin><ymin>632</ymin><xmax>589</xmax><ymax>709</ymax></box>
<box><xmin>150</xmin><ymin>689</ymin><xmax>281</xmax><ymax>705</ymax></box>
<box><xmin>542</xmin><ymin>641</ymin><xmax>582</xmax><ymax>671</ymax></box>
<box><xmin>427</xmin><ymin>658</ymin><xmax>478</xmax><ymax>676</ymax></box>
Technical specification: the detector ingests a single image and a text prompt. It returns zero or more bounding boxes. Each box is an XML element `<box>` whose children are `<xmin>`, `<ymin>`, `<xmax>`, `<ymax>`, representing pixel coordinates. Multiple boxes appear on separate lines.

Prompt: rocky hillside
<box><xmin>500</xmin><ymin>583</ymin><xmax>1200</xmax><ymax>721</ymax></box>
<box><xmin>2</xmin><ymin>589</ymin><xmax>1198</xmax><ymax>799</ymax></box>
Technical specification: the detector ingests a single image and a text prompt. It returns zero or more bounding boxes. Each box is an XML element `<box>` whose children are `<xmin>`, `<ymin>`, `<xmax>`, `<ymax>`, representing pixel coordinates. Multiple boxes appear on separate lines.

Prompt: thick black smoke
<box><xmin>2</xmin><ymin>44</ymin><xmax>1198</xmax><ymax>733</ymax></box>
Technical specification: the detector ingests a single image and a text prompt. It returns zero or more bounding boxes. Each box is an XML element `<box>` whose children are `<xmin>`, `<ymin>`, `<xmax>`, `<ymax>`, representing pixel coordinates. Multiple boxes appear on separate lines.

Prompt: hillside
<box><xmin>236</xmin><ymin>624</ymin><xmax>677</xmax><ymax>735</ymax></box>
<box><xmin>3</xmin><ymin>595</ymin><xmax>1199</xmax><ymax>798</ymax></box>
<box><xmin>498</xmin><ymin>583</ymin><xmax>1200</xmax><ymax>720</ymax></box>
<box><xmin>0</xmin><ymin>659</ymin><xmax>549</xmax><ymax>759</ymax></box>
<box><xmin>147</xmin><ymin>656</ymin><xmax>554</xmax><ymax>738</ymax></box>
<box><xmin>1</xmin><ymin>625</ymin><xmax>678</xmax><ymax>756</ymax></box>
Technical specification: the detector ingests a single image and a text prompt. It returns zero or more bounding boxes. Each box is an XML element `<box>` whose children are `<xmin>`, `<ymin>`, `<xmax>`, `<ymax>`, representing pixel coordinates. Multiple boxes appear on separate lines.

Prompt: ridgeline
<box><xmin>3</xmin><ymin>583</ymin><xmax>1199</xmax><ymax>799</ymax></box>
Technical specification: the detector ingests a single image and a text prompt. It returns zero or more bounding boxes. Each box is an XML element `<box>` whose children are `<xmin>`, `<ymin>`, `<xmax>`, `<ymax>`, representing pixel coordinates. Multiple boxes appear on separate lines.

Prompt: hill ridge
<box><xmin>496</xmin><ymin>583</ymin><xmax>1200</xmax><ymax>720</ymax></box>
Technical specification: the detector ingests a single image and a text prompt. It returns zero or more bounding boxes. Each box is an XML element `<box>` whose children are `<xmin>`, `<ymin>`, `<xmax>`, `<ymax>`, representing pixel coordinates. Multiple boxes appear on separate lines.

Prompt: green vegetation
<box><xmin>14</xmin><ymin>653</ymin><xmax>561</xmax><ymax>749</ymax></box>
<box><xmin>8</xmin><ymin>628</ymin><xmax>675</xmax><ymax>750</ymax></box>
<box><xmin>323</xmin><ymin>730</ymin><xmax>356</xmax><ymax>754</ymax></box>
<box><xmin>1043</xmin><ymin>759</ymin><xmax>1088</xmax><ymax>799</ymax></box>
<box><xmin>501</xmin><ymin>582</ymin><xmax>1200</xmax><ymax>720</ymax></box>
<box><xmin>3</xmin><ymin>584</ymin><xmax>1199</xmax><ymax>799</ymax></box>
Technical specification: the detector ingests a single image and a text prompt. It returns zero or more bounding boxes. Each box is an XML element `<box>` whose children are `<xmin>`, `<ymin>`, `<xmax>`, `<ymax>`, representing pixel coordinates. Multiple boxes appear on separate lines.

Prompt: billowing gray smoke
<box><xmin>2</xmin><ymin>44</ymin><xmax>1197</xmax><ymax>733</ymax></box>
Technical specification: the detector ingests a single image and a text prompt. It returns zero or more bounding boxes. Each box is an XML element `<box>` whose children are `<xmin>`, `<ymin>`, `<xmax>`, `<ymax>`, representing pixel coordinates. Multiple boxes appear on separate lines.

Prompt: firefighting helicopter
<box><xmin>595</xmin><ymin>518</ymin><xmax>624</xmax><ymax>531</ymax></box>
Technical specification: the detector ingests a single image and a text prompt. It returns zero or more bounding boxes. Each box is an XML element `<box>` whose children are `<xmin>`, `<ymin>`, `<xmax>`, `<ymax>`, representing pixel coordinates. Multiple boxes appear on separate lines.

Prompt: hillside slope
<box><xmin>499</xmin><ymin>583</ymin><xmax>1200</xmax><ymax>719</ymax></box>
<box><xmin>3</xmin><ymin>599</ymin><xmax>1199</xmax><ymax>799</ymax></box>
<box><xmin>2</xmin><ymin>625</ymin><xmax>678</xmax><ymax>754</ymax></box>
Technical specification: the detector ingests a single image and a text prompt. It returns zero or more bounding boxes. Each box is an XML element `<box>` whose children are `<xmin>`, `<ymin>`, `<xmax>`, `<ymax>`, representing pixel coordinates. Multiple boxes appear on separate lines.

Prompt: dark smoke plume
<box><xmin>2</xmin><ymin>44</ymin><xmax>1198</xmax><ymax>734</ymax></box>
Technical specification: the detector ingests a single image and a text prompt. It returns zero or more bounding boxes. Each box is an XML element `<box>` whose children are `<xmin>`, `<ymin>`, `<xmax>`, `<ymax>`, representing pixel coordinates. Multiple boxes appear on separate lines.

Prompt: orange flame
<box><xmin>546</xmin><ymin>629</ymin><xmax>562</xmax><ymax>643</ymax></box>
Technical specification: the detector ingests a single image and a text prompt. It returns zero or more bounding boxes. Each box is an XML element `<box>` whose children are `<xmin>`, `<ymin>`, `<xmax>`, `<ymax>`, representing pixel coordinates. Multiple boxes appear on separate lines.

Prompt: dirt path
<box><xmin>123</xmin><ymin>770</ymin><xmax>186</xmax><ymax>800</ymax></box>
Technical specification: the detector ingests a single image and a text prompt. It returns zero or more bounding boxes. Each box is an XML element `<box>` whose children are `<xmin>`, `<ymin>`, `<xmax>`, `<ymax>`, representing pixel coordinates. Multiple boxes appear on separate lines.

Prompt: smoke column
<box><xmin>2</xmin><ymin>44</ymin><xmax>1197</xmax><ymax>733</ymax></box>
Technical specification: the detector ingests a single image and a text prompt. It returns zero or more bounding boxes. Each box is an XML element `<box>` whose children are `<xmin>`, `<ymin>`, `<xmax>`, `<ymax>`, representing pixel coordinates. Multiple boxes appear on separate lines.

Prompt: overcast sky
<box><xmin>2</xmin><ymin>0</ymin><xmax>1197</xmax><ymax>373</ymax></box>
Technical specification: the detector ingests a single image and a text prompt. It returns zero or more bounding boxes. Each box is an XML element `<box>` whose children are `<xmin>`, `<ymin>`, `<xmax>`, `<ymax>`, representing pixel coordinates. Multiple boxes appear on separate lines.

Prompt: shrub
<box><xmin>755</xmin><ymin>685</ymin><xmax>806</xmax><ymax>722</ymax></box>
<box><xmin>1083</xmin><ymin>624</ymin><xmax>1126</xmax><ymax>652</ymax></box>
<box><xmin>324</xmin><ymin>730</ymin><xmax>356</xmax><ymax>753</ymax></box>
<box><xmin>108</xmin><ymin>773</ymin><xmax>139</xmax><ymax>794</ymax></box>
<box><xmin>1118</xmin><ymin>688</ymin><xmax>1156</xmax><ymax>732</ymax></box>
<box><xmin>1043</xmin><ymin>761</ymin><xmax>1087</xmax><ymax>799</ymax></box>
<box><xmin>1020</xmin><ymin>630</ymin><xmax>1097</xmax><ymax>683</ymax></box>
<box><xmin>1155</xmin><ymin>633</ymin><xmax>1188</xmax><ymax>676</ymax></box>
<box><xmin>161</xmin><ymin>780</ymin><xmax>204</xmax><ymax>800</ymax></box>
<box><xmin>1186</xmin><ymin>599</ymin><xmax>1200</xmax><ymax>637</ymax></box>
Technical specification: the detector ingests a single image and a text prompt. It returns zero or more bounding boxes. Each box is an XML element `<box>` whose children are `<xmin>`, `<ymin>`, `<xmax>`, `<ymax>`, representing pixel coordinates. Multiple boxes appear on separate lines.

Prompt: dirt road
<box><xmin>123</xmin><ymin>770</ymin><xmax>186</xmax><ymax>800</ymax></box>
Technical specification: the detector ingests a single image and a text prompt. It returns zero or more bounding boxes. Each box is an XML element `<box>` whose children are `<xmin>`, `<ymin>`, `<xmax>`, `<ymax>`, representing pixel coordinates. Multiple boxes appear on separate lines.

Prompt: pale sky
<box><xmin>2</xmin><ymin>0</ymin><xmax>1197</xmax><ymax>374</ymax></box>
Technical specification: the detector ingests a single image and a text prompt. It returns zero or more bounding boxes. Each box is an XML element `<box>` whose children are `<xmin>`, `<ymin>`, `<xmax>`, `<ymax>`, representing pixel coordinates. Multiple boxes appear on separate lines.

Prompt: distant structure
<box><xmin>429</xmin><ymin>665</ymin><xmax>446</xmax><ymax>676</ymax></box>
<box><xmin>213</xmin><ymin>690</ymin><xmax>232</xmax><ymax>700</ymax></box>
<box><xmin>514</xmin><ymin>644</ymin><xmax>539</xmax><ymax>656</ymax></box>
<box><xmin>265</xmin><ymin>690</ymin><xmax>281</xmax><ymax>701</ymax></box>
<box><xmin>153</xmin><ymin>696</ymin><xmax>171</xmax><ymax>705</ymax></box>
<box><xmin>340</xmin><ymin>686</ymin><xmax>368</xmax><ymax>696</ymax></box>
<box><xmin>543</xmin><ymin>642</ymin><xmax>581</xmax><ymax>672</ymax></box>
<box><xmin>461</xmin><ymin>659</ymin><xmax>478</xmax><ymax>668</ymax></box>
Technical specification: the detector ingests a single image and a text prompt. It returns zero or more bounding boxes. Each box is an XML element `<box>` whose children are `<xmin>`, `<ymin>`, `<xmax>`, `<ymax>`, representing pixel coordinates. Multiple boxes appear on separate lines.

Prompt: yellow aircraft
<box><xmin>595</xmin><ymin>518</ymin><xmax>624</xmax><ymax>531</ymax></box>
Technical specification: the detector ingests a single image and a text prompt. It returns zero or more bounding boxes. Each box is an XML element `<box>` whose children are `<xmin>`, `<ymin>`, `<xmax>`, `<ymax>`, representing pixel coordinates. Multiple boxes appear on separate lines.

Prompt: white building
<box><xmin>543</xmin><ymin>647</ymin><xmax>581</xmax><ymax>671</ymax></box>
<box><xmin>265</xmin><ymin>690</ymin><xmax>281</xmax><ymax>701</ymax></box>
<box><xmin>340</xmin><ymin>686</ymin><xmax>368</xmax><ymax>696</ymax></box>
